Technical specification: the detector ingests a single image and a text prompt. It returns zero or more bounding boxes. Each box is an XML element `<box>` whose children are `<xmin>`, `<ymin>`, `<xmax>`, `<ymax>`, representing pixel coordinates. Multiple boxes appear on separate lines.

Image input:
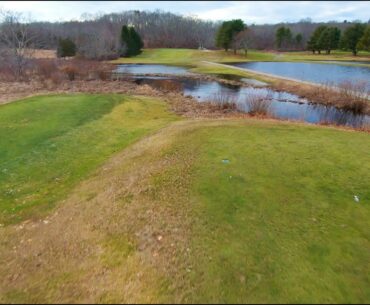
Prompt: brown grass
<box><xmin>27</xmin><ymin>49</ymin><xmax>57</xmax><ymax>59</ymax></box>
<box><xmin>270</xmin><ymin>79</ymin><xmax>370</xmax><ymax>115</ymax></box>
<box><xmin>244</xmin><ymin>90</ymin><xmax>273</xmax><ymax>116</ymax></box>
<box><xmin>206</xmin><ymin>90</ymin><xmax>239</xmax><ymax>111</ymax></box>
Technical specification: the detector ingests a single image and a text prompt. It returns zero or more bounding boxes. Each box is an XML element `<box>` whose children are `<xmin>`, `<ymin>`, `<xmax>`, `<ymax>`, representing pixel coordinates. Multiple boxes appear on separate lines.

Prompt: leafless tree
<box><xmin>235</xmin><ymin>28</ymin><xmax>256</xmax><ymax>56</ymax></box>
<box><xmin>19</xmin><ymin>9</ymin><xmax>362</xmax><ymax>56</ymax></box>
<box><xmin>0</xmin><ymin>9</ymin><xmax>38</xmax><ymax>79</ymax></box>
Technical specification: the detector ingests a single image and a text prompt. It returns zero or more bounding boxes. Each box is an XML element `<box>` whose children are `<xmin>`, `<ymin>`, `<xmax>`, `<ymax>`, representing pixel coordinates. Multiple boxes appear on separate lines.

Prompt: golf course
<box><xmin>0</xmin><ymin>88</ymin><xmax>369</xmax><ymax>302</ymax></box>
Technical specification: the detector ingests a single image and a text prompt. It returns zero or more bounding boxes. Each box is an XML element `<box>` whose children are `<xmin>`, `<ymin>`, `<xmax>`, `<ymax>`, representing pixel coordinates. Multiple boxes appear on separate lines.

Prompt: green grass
<box><xmin>0</xmin><ymin>94</ymin><xmax>178</xmax><ymax>224</ymax></box>
<box><xmin>111</xmin><ymin>48</ymin><xmax>370</xmax><ymax>66</ymax></box>
<box><xmin>151</xmin><ymin>120</ymin><xmax>370</xmax><ymax>303</ymax></box>
<box><xmin>1</xmin><ymin>91</ymin><xmax>370</xmax><ymax>303</ymax></box>
<box><xmin>110</xmin><ymin>48</ymin><xmax>258</xmax><ymax>66</ymax></box>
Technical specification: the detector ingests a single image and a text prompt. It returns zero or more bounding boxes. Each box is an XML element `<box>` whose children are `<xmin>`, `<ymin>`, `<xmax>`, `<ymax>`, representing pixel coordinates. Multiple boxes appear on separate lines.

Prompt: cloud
<box><xmin>0</xmin><ymin>1</ymin><xmax>368</xmax><ymax>23</ymax></box>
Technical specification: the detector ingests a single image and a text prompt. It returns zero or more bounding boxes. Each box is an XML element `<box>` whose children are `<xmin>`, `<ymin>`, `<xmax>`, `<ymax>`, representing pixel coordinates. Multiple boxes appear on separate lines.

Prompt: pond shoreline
<box><xmin>198</xmin><ymin>61</ymin><xmax>370</xmax><ymax>115</ymax></box>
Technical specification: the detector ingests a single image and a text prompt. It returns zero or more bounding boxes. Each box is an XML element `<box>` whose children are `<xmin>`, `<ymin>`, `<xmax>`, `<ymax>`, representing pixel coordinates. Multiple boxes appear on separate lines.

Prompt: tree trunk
<box><xmin>244</xmin><ymin>48</ymin><xmax>248</xmax><ymax>57</ymax></box>
<box><xmin>353</xmin><ymin>49</ymin><xmax>357</xmax><ymax>56</ymax></box>
<box><xmin>318</xmin><ymin>50</ymin><xmax>321</xmax><ymax>54</ymax></box>
<box><xmin>233</xmin><ymin>48</ymin><xmax>237</xmax><ymax>55</ymax></box>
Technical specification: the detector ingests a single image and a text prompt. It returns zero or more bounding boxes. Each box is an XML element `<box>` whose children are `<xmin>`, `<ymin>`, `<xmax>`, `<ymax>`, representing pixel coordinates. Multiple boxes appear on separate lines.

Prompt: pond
<box><xmin>228</xmin><ymin>62</ymin><xmax>370</xmax><ymax>90</ymax></box>
<box><xmin>115</xmin><ymin>64</ymin><xmax>189</xmax><ymax>75</ymax></box>
<box><xmin>133</xmin><ymin>77</ymin><xmax>370</xmax><ymax>129</ymax></box>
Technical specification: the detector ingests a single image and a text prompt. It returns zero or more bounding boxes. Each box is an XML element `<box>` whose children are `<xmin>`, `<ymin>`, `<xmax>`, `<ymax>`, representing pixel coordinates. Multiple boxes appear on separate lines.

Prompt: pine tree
<box><xmin>120</xmin><ymin>25</ymin><xmax>143</xmax><ymax>57</ymax></box>
<box><xmin>216</xmin><ymin>19</ymin><xmax>245</xmax><ymax>53</ymax></box>
<box><xmin>57</xmin><ymin>38</ymin><xmax>76</xmax><ymax>58</ymax></box>
<box><xmin>307</xmin><ymin>25</ymin><xmax>327</xmax><ymax>54</ymax></box>
<box><xmin>341</xmin><ymin>23</ymin><xmax>366</xmax><ymax>55</ymax></box>
<box><xmin>357</xmin><ymin>25</ymin><xmax>370</xmax><ymax>51</ymax></box>
<box><xmin>317</xmin><ymin>27</ymin><xmax>341</xmax><ymax>54</ymax></box>
<box><xmin>276</xmin><ymin>26</ymin><xmax>293</xmax><ymax>50</ymax></box>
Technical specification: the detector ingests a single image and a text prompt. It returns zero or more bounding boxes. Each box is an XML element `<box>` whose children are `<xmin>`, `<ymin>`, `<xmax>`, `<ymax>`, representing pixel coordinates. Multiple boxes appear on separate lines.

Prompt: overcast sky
<box><xmin>0</xmin><ymin>1</ymin><xmax>369</xmax><ymax>24</ymax></box>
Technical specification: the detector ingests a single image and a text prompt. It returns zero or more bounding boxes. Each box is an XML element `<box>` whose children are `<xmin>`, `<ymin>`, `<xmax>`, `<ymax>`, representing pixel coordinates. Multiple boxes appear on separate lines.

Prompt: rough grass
<box><xmin>0</xmin><ymin>94</ymin><xmax>178</xmax><ymax>224</ymax></box>
<box><xmin>1</xmin><ymin>116</ymin><xmax>369</xmax><ymax>303</ymax></box>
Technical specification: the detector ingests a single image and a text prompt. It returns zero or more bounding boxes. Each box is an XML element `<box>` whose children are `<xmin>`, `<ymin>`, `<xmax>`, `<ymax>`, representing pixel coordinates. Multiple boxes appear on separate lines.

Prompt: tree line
<box><xmin>215</xmin><ymin>19</ymin><xmax>370</xmax><ymax>56</ymax></box>
<box><xmin>306</xmin><ymin>23</ymin><xmax>369</xmax><ymax>55</ymax></box>
<box><xmin>1</xmin><ymin>7</ymin><xmax>370</xmax><ymax>72</ymax></box>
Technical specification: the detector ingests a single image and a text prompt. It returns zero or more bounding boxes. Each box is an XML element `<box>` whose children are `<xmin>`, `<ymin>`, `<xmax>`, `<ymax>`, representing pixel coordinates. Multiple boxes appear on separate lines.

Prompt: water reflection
<box><xmin>229</xmin><ymin>62</ymin><xmax>370</xmax><ymax>90</ymax></box>
<box><xmin>115</xmin><ymin>64</ymin><xmax>189</xmax><ymax>75</ymax></box>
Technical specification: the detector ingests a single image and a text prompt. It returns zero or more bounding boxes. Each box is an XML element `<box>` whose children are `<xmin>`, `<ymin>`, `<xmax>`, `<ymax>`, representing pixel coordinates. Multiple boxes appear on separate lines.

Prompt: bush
<box><xmin>57</xmin><ymin>38</ymin><xmax>77</xmax><ymax>58</ymax></box>
<box><xmin>244</xmin><ymin>90</ymin><xmax>273</xmax><ymax>115</ymax></box>
<box><xmin>61</xmin><ymin>65</ymin><xmax>77</xmax><ymax>81</ymax></box>
<box><xmin>208</xmin><ymin>90</ymin><xmax>238</xmax><ymax>111</ymax></box>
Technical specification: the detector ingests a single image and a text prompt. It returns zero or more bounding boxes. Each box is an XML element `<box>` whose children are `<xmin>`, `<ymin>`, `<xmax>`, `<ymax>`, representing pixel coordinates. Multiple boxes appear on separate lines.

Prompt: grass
<box><xmin>182</xmin><ymin>122</ymin><xmax>370</xmax><ymax>303</ymax></box>
<box><xmin>0</xmin><ymin>94</ymin><xmax>178</xmax><ymax>224</ymax></box>
<box><xmin>1</xmin><ymin>109</ymin><xmax>369</xmax><ymax>303</ymax></box>
<box><xmin>111</xmin><ymin>48</ymin><xmax>370</xmax><ymax>66</ymax></box>
<box><xmin>110</xmin><ymin>48</ymin><xmax>270</xmax><ymax>66</ymax></box>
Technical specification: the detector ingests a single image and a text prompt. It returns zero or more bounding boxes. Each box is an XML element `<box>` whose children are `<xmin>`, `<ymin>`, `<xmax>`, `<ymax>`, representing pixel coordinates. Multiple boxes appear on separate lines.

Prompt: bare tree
<box><xmin>0</xmin><ymin>9</ymin><xmax>37</xmax><ymax>79</ymax></box>
<box><xmin>235</xmin><ymin>28</ymin><xmax>256</xmax><ymax>56</ymax></box>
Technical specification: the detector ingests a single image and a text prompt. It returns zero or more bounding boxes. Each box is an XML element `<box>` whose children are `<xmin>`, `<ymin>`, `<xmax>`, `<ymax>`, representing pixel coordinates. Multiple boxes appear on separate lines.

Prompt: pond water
<box><xmin>115</xmin><ymin>64</ymin><xmax>189</xmax><ymax>75</ymax></box>
<box><xmin>229</xmin><ymin>62</ymin><xmax>370</xmax><ymax>90</ymax></box>
<box><xmin>133</xmin><ymin>77</ymin><xmax>370</xmax><ymax>129</ymax></box>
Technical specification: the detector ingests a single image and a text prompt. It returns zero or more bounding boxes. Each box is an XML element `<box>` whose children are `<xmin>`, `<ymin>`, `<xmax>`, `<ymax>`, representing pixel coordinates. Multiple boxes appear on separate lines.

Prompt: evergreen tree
<box><xmin>295</xmin><ymin>33</ymin><xmax>303</xmax><ymax>47</ymax></box>
<box><xmin>216</xmin><ymin>19</ymin><xmax>245</xmax><ymax>53</ymax></box>
<box><xmin>129</xmin><ymin>27</ymin><xmax>144</xmax><ymax>55</ymax></box>
<box><xmin>275</xmin><ymin>26</ymin><xmax>293</xmax><ymax>50</ymax></box>
<box><xmin>341</xmin><ymin>23</ymin><xmax>366</xmax><ymax>55</ymax></box>
<box><xmin>307</xmin><ymin>25</ymin><xmax>327</xmax><ymax>54</ymax></box>
<box><xmin>57</xmin><ymin>38</ymin><xmax>76</xmax><ymax>58</ymax></box>
<box><xmin>120</xmin><ymin>25</ymin><xmax>143</xmax><ymax>57</ymax></box>
<box><xmin>357</xmin><ymin>25</ymin><xmax>370</xmax><ymax>51</ymax></box>
<box><xmin>317</xmin><ymin>27</ymin><xmax>341</xmax><ymax>54</ymax></box>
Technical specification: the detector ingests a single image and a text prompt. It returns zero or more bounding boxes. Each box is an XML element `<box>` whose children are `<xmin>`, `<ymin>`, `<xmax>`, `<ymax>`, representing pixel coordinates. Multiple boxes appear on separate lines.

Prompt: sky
<box><xmin>0</xmin><ymin>1</ymin><xmax>369</xmax><ymax>24</ymax></box>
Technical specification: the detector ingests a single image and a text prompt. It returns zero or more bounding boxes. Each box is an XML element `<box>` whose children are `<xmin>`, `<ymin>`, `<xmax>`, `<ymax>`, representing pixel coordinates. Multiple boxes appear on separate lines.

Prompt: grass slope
<box><xmin>0</xmin><ymin>94</ymin><xmax>178</xmax><ymax>224</ymax></box>
<box><xmin>1</xmin><ymin>117</ymin><xmax>369</xmax><ymax>303</ymax></box>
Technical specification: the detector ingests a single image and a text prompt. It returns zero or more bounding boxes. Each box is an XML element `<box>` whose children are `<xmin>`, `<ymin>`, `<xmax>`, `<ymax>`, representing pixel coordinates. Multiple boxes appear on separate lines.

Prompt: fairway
<box><xmin>0</xmin><ymin>98</ymin><xmax>369</xmax><ymax>302</ymax></box>
<box><xmin>111</xmin><ymin>48</ymin><xmax>370</xmax><ymax>66</ymax></box>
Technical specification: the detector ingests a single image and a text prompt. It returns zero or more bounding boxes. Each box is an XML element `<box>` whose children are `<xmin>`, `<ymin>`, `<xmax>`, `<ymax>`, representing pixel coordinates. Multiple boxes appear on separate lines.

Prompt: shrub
<box><xmin>208</xmin><ymin>90</ymin><xmax>238</xmax><ymax>111</ymax></box>
<box><xmin>57</xmin><ymin>38</ymin><xmax>77</xmax><ymax>58</ymax></box>
<box><xmin>244</xmin><ymin>90</ymin><xmax>273</xmax><ymax>115</ymax></box>
<box><xmin>61</xmin><ymin>65</ymin><xmax>78</xmax><ymax>81</ymax></box>
<box><xmin>336</xmin><ymin>80</ymin><xmax>369</xmax><ymax>113</ymax></box>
